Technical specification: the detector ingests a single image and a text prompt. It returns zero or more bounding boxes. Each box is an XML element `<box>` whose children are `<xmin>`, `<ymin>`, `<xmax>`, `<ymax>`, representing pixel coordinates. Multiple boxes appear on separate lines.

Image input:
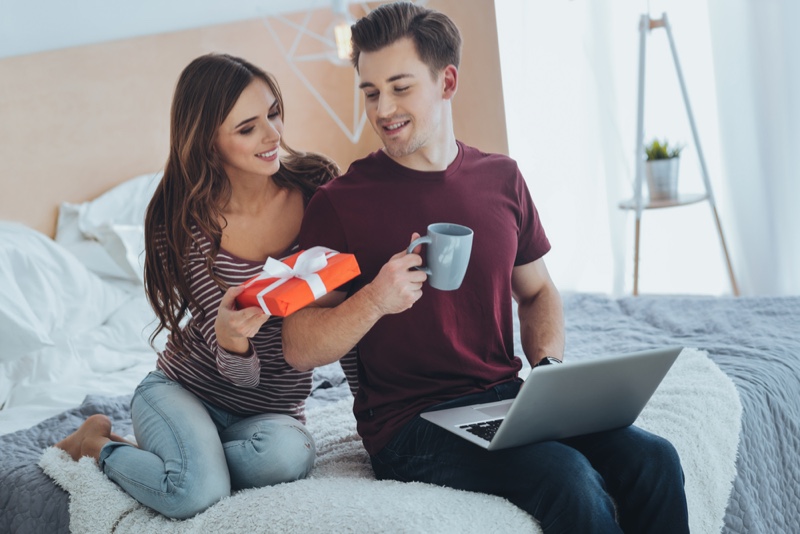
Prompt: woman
<box><xmin>56</xmin><ymin>53</ymin><xmax>339</xmax><ymax>519</ymax></box>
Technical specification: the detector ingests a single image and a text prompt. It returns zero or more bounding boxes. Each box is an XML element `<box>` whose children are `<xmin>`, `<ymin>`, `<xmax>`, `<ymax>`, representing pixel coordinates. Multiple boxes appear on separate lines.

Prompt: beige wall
<box><xmin>0</xmin><ymin>0</ymin><xmax>506</xmax><ymax>237</ymax></box>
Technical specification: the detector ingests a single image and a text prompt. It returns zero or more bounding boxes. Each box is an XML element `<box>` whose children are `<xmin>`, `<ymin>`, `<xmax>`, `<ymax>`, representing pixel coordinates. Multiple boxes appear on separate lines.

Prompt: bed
<box><xmin>1</xmin><ymin>172</ymin><xmax>798</xmax><ymax>534</ymax></box>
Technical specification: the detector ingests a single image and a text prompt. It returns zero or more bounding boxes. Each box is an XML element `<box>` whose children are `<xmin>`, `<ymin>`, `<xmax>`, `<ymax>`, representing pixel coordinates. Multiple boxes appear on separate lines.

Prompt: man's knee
<box><xmin>635</xmin><ymin>432</ymin><xmax>683</xmax><ymax>477</ymax></box>
<box><xmin>522</xmin><ymin>456</ymin><xmax>618</xmax><ymax>532</ymax></box>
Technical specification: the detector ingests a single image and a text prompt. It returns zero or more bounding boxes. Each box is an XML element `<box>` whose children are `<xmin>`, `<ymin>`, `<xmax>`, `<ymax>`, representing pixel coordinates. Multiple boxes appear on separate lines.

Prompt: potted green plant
<box><xmin>644</xmin><ymin>138</ymin><xmax>683</xmax><ymax>201</ymax></box>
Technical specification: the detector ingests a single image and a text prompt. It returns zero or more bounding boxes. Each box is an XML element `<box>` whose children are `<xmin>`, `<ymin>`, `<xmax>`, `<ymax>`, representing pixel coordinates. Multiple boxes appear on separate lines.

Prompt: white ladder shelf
<box><xmin>619</xmin><ymin>12</ymin><xmax>739</xmax><ymax>296</ymax></box>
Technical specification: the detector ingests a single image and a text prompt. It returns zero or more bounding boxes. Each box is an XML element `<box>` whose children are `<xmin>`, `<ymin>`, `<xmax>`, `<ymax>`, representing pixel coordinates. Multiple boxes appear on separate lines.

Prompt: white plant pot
<box><xmin>646</xmin><ymin>157</ymin><xmax>680</xmax><ymax>201</ymax></box>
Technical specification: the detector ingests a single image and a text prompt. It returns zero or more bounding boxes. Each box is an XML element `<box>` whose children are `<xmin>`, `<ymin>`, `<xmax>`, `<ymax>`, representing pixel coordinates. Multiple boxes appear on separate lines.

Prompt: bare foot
<box><xmin>55</xmin><ymin>414</ymin><xmax>114</xmax><ymax>462</ymax></box>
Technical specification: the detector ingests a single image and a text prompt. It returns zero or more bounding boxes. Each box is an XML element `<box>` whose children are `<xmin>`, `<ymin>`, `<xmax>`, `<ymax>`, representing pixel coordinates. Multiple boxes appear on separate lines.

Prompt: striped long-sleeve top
<box><xmin>156</xmin><ymin>227</ymin><xmax>312</xmax><ymax>422</ymax></box>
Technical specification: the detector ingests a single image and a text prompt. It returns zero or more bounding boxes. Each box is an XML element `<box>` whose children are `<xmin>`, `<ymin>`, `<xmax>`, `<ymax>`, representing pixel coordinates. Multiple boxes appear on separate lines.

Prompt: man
<box><xmin>283</xmin><ymin>3</ymin><xmax>689</xmax><ymax>532</ymax></box>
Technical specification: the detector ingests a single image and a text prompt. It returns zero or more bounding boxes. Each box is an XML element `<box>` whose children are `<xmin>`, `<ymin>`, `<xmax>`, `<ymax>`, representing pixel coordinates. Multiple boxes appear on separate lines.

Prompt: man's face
<box><xmin>357</xmin><ymin>37</ymin><xmax>448</xmax><ymax>162</ymax></box>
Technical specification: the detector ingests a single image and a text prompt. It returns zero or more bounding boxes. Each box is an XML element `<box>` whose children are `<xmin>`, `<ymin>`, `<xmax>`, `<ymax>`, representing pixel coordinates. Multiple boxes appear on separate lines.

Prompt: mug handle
<box><xmin>407</xmin><ymin>235</ymin><xmax>432</xmax><ymax>275</ymax></box>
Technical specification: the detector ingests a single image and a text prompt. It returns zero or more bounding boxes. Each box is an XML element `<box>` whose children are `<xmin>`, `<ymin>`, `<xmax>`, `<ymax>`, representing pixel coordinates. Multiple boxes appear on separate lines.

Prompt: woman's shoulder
<box><xmin>280</xmin><ymin>150</ymin><xmax>340</xmax><ymax>197</ymax></box>
<box><xmin>186</xmin><ymin>222</ymin><xmax>214</xmax><ymax>256</ymax></box>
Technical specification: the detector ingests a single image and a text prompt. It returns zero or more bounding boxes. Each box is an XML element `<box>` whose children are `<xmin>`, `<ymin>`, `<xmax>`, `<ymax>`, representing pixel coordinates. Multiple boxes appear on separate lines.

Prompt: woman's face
<box><xmin>215</xmin><ymin>79</ymin><xmax>283</xmax><ymax>182</ymax></box>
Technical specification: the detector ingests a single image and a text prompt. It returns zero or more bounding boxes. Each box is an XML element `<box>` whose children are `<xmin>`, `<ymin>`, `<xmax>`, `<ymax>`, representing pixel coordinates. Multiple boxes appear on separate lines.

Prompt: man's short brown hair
<box><xmin>350</xmin><ymin>2</ymin><xmax>462</xmax><ymax>78</ymax></box>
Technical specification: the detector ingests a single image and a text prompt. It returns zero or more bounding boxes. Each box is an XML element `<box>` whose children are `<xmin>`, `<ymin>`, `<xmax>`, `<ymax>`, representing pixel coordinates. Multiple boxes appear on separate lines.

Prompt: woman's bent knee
<box><xmin>226</xmin><ymin>417</ymin><xmax>316</xmax><ymax>490</ymax></box>
<box><xmin>149</xmin><ymin>477</ymin><xmax>231</xmax><ymax>519</ymax></box>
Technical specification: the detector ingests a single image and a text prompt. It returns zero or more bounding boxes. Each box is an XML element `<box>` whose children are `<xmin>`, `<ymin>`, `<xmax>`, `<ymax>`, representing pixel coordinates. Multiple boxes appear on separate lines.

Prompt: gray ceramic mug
<box><xmin>406</xmin><ymin>223</ymin><xmax>473</xmax><ymax>291</ymax></box>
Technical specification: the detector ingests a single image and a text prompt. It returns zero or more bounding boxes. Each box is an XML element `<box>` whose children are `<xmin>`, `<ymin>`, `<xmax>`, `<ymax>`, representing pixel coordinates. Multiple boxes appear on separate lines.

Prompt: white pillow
<box><xmin>55</xmin><ymin>171</ymin><xmax>161</xmax><ymax>284</ymax></box>
<box><xmin>79</xmin><ymin>171</ymin><xmax>162</xmax><ymax>230</ymax></box>
<box><xmin>55</xmin><ymin>203</ymin><xmax>132</xmax><ymax>281</ymax></box>
<box><xmin>0</xmin><ymin>222</ymin><xmax>131</xmax><ymax>363</ymax></box>
<box><xmin>92</xmin><ymin>223</ymin><xmax>147</xmax><ymax>283</ymax></box>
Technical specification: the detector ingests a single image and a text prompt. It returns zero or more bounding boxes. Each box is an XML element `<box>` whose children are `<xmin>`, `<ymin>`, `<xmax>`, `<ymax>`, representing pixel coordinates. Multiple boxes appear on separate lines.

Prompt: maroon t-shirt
<box><xmin>299</xmin><ymin>142</ymin><xmax>551</xmax><ymax>455</ymax></box>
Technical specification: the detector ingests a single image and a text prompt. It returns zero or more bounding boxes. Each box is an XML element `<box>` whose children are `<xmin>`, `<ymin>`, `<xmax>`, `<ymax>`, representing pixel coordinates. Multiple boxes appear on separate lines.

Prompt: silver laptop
<box><xmin>420</xmin><ymin>346</ymin><xmax>682</xmax><ymax>451</ymax></box>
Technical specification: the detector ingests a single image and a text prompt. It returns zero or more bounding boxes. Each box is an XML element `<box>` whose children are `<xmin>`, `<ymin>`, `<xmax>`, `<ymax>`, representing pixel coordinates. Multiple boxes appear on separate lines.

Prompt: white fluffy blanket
<box><xmin>39</xmin><ymin>348</ymin><xmax>741</xmax><ymax>534</ymax></box>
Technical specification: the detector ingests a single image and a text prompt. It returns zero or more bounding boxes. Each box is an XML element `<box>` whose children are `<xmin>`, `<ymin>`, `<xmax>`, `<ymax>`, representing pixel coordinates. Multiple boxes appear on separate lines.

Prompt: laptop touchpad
<box><xmin>474</xmin><ymin>403</ymin><xmax>511</xmax><ymax>418</ymax></box>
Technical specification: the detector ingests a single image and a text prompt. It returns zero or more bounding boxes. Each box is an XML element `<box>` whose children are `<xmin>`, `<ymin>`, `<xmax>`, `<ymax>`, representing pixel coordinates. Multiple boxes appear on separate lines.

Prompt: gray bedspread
<box><xmin>559</xmin><ymin>293</ymin><xmax>800</xmax><ymax>534</ymax></box>
<box><xmin>2</xmin><ymin>293</ymin><xmax>798</xmax><ymax>534</ymax></box>
<box><xmin>0</xmin><ymin>395</ymin><xmax>133</xmax><ymax>534</ymax></box>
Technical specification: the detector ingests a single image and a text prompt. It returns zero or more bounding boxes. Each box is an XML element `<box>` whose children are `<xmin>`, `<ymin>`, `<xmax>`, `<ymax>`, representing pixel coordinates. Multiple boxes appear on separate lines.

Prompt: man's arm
<box><xmin>282</xmin><ymin>245</ymin><xmax>427</xmax><ymax>371</ymax></box>
<box><xmin>511</xmin><ymin>258</ymin><xmax>565</xmax><ymax>367</ymax></box>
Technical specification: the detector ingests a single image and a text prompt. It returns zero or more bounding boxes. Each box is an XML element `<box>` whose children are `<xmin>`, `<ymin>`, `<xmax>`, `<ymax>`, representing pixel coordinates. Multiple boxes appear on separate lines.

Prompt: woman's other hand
<box><xmin>215</xmin><ymin>285</ymin><xmax>270</xmax><ymax>355</ymax></box>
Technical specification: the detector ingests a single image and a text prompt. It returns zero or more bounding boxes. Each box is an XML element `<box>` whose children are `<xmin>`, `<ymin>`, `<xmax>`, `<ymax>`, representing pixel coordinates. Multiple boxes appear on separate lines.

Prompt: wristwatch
<box><xmin>534</xmin><ymin>357</ymin><xmax>563</xmax><ymax>368</ymax></box>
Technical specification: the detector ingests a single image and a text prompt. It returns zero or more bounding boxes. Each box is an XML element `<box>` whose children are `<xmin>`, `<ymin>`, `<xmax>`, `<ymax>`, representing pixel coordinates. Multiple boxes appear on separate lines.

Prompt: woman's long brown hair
<box><xmin>144</xmin><ymin>53</ymin><xmax>339</xmax><ymax>351</ymax></box>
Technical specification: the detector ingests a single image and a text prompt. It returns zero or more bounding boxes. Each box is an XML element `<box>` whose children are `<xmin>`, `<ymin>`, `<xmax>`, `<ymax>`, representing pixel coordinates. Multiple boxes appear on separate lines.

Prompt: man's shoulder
<box><xmin>459</xmin><ymin>141</ymin><xmax>517</xmax><ymax>165</ymax></box>
<box><xmin>458</xmin><ymin>141</ymin><xmax>520</xmax><ymax>175</ymax></box>
<box><xmin>319</xmin><ymin>150</ymin><xmax>382</xmax><ymax>193</ymax></box>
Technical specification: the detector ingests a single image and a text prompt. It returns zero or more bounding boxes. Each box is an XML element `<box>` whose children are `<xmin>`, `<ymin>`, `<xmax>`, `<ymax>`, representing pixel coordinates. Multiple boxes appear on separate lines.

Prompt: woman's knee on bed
<box><xmin>100</xmin><ymin>439</ymin><xmax>232</xmax><ymax>519</ymax></box>
<box><xmin>159</xmin><ymin>475</ymin><xmax>232</xmax><ymax>520</ymax></box>
<box><xmin>221</xmin><ymin>413</ymin><xmax>316</xmax><ymax>490</ymax></box>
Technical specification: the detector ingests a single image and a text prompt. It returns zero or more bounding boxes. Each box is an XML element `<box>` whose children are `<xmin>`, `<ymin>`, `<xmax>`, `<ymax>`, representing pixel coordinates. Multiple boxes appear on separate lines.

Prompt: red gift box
<box><xmin>235</xmin><ymin>247</ymin><xmax>360</xmax><ymax>317</ymax></box>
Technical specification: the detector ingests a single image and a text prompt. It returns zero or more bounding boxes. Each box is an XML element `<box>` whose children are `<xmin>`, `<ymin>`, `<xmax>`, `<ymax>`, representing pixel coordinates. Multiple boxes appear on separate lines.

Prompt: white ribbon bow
<box><xmin>249</xmin><ymin>246</ymin><xmax>338</xmax><ymax>315</ymax></box>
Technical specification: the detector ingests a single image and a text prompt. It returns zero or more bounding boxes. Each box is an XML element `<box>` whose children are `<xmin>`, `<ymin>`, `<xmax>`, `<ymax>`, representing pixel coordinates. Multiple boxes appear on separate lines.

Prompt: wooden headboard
<box><xmin>0</xmin><ymin>0</ymin><xmax>506</xmax><ymax>237</ymax></box>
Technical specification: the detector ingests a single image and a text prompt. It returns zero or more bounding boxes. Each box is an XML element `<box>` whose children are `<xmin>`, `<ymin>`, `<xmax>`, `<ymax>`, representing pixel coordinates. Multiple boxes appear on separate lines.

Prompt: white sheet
<box><xmin>0</xmin><ymin>221</ymin><xmax>133</xmax><ymax>364</ymax></box>
<box><xmin>0</xmin><ymin>293</ymin><xmax>160</xmax><ymax>435</ymax></box>
<box><xmin>1</xmin><ymin>184</ymin><xmax>162</xmax><ymax>436</ymax></box>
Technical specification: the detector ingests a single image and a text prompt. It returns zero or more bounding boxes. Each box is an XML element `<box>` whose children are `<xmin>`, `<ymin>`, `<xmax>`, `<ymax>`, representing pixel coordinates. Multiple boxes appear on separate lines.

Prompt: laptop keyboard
<box><xmin>460</xmin><ymin>419</ymin><xmax>503</xmax><ymax>442</ymax></box>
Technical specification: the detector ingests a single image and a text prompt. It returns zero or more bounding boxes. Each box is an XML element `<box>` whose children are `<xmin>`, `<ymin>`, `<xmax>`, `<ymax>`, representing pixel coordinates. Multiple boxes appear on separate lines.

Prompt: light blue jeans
<box><xmin>98</xmin><ymin>370</ymin><xmax>316</xmax><ymax>519</ymax></box>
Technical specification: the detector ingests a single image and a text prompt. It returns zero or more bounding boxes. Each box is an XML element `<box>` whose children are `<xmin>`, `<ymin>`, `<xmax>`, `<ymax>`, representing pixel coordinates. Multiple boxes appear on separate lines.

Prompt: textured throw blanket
<box><xmin>39</xmin><ymin>348</ymin><xmax>740</xmax><ymax>534</ymax></box>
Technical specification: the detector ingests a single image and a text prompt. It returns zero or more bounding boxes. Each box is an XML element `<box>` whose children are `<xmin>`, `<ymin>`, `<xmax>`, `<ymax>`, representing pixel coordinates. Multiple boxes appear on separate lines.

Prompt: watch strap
<box><xmin>535</xmin><ymin>357</ymin><xmax>563</xmax><ymax>367</ymax></box>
